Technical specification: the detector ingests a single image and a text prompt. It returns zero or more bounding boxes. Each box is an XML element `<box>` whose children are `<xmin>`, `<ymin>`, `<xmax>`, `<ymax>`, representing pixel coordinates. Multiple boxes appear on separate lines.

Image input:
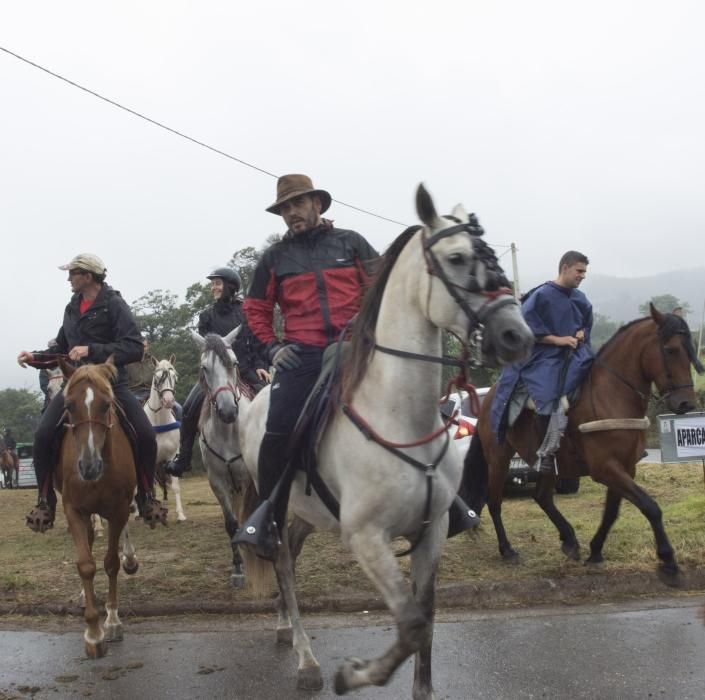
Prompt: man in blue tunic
<box><xmin>491</xmin><ymin>251</ymin><xmax>593</xmax><ymax>472</ymax></box>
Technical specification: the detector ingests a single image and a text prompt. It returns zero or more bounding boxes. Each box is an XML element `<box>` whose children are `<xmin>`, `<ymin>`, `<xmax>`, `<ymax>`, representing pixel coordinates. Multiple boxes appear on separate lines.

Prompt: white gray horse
<box><xmin>143</xmin><ymin>356</ymin><xmax>186</xmax><ymax>522</ymax></box>
<box><xmin>190</xmin><ymin>327</ymin><xmax>254</xmax><ymax>588</ymax></box>
<box><xmin>238</xmin><ymin>184</ymin><xmax>534</xmax><ymax>696</ymax></box>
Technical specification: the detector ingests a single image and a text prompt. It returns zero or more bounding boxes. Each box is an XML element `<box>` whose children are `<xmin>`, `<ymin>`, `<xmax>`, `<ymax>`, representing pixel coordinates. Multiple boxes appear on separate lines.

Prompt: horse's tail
<box><xmin>460</xmin><ymin>432</ymin><xmax>489</xmax><ymax>515</ymax></box>
<box><xmin>236</xmin><ymin>479</ymin><xmax>275</xmax><ymax>599</ymax></box>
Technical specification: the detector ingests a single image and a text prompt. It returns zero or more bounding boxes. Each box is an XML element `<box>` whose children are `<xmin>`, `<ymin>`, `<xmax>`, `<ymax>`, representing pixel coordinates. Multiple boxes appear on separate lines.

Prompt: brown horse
<box><xmin>57</xmin><ymin>356</ymin><xmax>139</xmax><ymax>658</ymax></box>
<box><xmin>462</xmin><ymin>305</ymin><xmax>699</xmax><ymax>586</ymax></box>
<box><xmin>1</xmin><ymin>448</ymin><xmax>17</xmax><ymax>488</ymax></box>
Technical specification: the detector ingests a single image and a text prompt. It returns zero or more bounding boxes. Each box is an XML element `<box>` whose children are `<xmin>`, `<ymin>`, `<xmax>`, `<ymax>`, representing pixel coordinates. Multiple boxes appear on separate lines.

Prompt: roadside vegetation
<box><xmin>1</xmin><ymin>462</ymin><xmax>703</xmax><ymax>611</ymax></box>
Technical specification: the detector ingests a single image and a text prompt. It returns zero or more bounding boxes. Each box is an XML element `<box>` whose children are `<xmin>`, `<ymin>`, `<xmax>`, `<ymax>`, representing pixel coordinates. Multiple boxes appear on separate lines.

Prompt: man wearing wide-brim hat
<box><xmin>16</xmin><ymin>253</ymin><xmax>167</xmax><ymax>532</ymax></box>
<box><xmin>235</xmin><ymin>174</ymin><xmax>379</xmax><ymax>560</ymax></box>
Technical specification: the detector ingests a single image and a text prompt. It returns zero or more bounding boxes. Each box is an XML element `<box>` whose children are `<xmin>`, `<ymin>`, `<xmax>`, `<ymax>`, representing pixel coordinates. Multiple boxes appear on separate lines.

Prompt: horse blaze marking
<box><xmin>85</xmin><ymin>387</ymin><xmax>95</xmax><ymax>453</ymax></box>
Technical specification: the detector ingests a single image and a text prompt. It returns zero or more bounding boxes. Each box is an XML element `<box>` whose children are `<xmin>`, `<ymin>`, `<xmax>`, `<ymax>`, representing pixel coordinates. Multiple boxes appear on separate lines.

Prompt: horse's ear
<box><xmin>224</xmin><ymin>325</ymin><xmax>242</xmax><ymax>348</ymax></box>
<box><xmin>650</xmin><ymin>303</ymin><xmax>664</xmax><ymax>324</ymax></box>
<box><xmin>150</xmin><ymin>355</ymin><xmax>158</xmax><ymax>368</ymax></box>
<box><xmin>190</xmin><ymin>330</ymin><xmax>206</xmax><ymax>351</ymax></box>
<box><xmin>416</xmin><ymin>183</ymin><xmax>442</xmax><ymax>228</ymax></box>
<box><xmin>450</xmin><ymin>203</ymin><xmax>469</xmax><ymax>222</ymax></box>
<box><xmin>169</xmin><ymin>353</ymin><xmax>176</xmax><ymax>364</ymax></box>
<box><xmin>106</xmin><ymin>355</ymin><xmax>116</xmax><ymax>369</ymax></box>
<box><xmin>58</xmin><ymin>357</ymin><xmax>75</xmax><ymax>380</ymax></box>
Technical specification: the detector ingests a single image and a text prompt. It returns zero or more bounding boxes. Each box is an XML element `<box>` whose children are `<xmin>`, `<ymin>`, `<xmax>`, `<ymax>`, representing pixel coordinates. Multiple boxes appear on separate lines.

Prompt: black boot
<box><xmin>166</xmin><ymin>384</ymin><xmax>203</xmax><ymax>476</ymax></box>
<box><xmin>135</xmin><ymin>489</ymin><xmax>168</xmax><ymax>529</ymax></box>
<box><xmin>447</xmin><ymin>495</ymin><xmax>481</xmax><ymax>538</ymax></box>
<box><xmin>232</xmin><ymin>432</ymin><xmax>291</xmax><ymax>561</ymax></box>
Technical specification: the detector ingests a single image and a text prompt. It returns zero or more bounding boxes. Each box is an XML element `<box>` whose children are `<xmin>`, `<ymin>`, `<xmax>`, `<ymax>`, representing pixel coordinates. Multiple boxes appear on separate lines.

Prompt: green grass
<box><xmin>1</xmin><ymin>463</ymin><xmax>704</xmax><ymax>609</ymax></box>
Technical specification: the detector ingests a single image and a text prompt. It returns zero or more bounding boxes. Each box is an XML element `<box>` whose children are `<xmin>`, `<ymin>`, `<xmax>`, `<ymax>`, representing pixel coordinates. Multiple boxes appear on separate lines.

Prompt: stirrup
<box><xmin>165</xmin><ymin>453</ymin><xmax>192</xmax><ymax>477</ymax></box>
<box><xmin>232</xmin><ymin>500</ymin><xmax>281</xmax><ymax>561</ymax></box>
<box><xmin>447</xmin><ymin>495</ymin><xmax>481</xmax><ymax>538</ymax></box>
<box><xmin>26</xmin><ymin>501</ymin><xmax>55</xmax><ymax>534</ymax></box>
<box><xmin>137</xmin><ymin>494</ymin><xmax>168</xmax><ymax>529</ymax></box>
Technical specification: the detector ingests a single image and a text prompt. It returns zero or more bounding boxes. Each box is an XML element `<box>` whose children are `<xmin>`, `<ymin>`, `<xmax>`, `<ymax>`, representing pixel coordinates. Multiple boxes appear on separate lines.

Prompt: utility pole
<box><xmin>510</xmin><ymin>242</ymin><xmax>520</xmax><ymax>300</ymax></box>
<box><xmin>697</xmin><ymin>297</ymin><xmax>705</xmax><ymax>359</ymax></box>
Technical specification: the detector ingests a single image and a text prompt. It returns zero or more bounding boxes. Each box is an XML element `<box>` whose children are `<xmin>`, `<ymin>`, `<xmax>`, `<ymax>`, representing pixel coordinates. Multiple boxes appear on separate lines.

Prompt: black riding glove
<box><xmin>269</xmin><ymin>343</ymin><xmax>303</xmax><ymax>371</ymax></box>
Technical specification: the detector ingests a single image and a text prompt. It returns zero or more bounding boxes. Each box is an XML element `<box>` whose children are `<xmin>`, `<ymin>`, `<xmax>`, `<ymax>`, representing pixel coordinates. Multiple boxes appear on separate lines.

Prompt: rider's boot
<box><xmin>26</xmin><ymin>488</ymin><xmax>57</xmax><ymax>534</ymax></box>
<box><xmin>232</xmin><ymin>432</ymin><xmax>291</xmax><ymax>561</ymax></box>
<box><xmin>447</xmin><ymin>495</ymin><xmax>481</xmax><ymax>538</ymax></box>
<box><xmin>533</xmin><ymin>413</ymin><xmax>556</xmax><ymax>474</ymax></box>
<box><xmin>165</xmin><ymin>384</ymin><xmax>204</xmax><ymax>476</ymax></box>
<box><xmin>135</xmin><ymin>488</ymin><xmax>168</xmax><ymax>529</ymax></box>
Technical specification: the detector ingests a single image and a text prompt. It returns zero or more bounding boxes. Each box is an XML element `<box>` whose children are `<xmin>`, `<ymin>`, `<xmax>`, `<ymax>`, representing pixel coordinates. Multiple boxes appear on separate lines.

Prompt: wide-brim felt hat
<box><xmin>266</xmin><ymin>174</ymin><xmax>332</xmax><ymax>215</ymax></box>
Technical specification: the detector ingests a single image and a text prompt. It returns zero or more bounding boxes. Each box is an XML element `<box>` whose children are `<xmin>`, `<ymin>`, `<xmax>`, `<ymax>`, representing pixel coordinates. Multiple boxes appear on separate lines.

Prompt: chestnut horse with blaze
<box><xmin>462</xmin><ymin>305</ymin><xmax>699</xmax><ymax>586</ymax></box>
<box><xmin>57</xmin><ymin>356</ymin><xmax>139</xmax><ymax>658</ymax></box>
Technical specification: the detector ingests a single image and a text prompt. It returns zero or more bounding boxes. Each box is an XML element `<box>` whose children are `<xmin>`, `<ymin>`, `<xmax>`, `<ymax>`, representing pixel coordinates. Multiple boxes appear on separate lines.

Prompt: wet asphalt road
<box><xmin>1</xmin><ymin>596</ymin><xmax>703</xmax><ymax>699</ymax></box>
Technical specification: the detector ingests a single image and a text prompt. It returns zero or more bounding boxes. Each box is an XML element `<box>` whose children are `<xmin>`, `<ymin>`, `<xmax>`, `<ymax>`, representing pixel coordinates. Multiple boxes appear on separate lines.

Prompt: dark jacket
<box><xmin>245</xmin><ymin>221</ymin><xmax>379</xmax><ymax>348</ymax></box>
<box><xmin>198</xmin><ymin>299</ymin><xmax>268</xmax><ymax>378</ymax></box>
<box><xmin>34</xmin><ymin>284</ymin><xmax>143</xmax><ymax>385</ymax></box>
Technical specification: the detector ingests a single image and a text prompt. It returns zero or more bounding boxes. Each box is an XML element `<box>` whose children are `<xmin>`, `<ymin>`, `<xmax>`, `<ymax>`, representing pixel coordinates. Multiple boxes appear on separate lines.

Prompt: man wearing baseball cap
<box><xmin>233</xmin><ymin>174</ymin><xmax>379</xmax><ymax>560</ymax></box>
<box><xmin>17</xmin><ymin>253</ymin><xmax>167</xmax><ymax>532</ymax></box>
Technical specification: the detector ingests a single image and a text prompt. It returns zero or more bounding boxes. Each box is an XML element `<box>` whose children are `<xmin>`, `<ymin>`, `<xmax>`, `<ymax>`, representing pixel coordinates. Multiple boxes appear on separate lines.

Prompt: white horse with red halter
<box><xmin>238</xmin><ymin>184</ymin><xmax>534</xmax><ymax>696</ymax></box>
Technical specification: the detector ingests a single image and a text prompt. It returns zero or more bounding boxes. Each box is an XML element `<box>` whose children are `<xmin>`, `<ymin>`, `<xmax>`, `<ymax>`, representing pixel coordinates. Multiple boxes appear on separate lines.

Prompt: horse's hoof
<box><xmin>176</xmin><ymin>514</ymin><xmax>187</xmax><ymax>522</ymax></box>
<box><xmin>230</xmin><ymin>574</ymin><xmax>246</xmax><ymax>589</ymax></box>
<box><xmin>657</xmin><ymin>563</ymin><xmax>683</xmax><ymax>588</ymax></box>
<box><xmin>276</xmin><ymin>626</ymin><xmax>293</xmax><ymax>646</ymax></box>
<box><xmin>297</xmin><ymin>664</ymin><xmax>323</xmax><ymax>691</ymax></box>
<box><xmin>122</xmin><ymin>557</ymin><xmax>139</xmax><ymax>575</ymax></box>
<box><xmin>85</xmin><ymin>637</ymin><xmax>107</xmax><ymax>659</ymax></box>
<box><xmin>501</xmin><ymin>550</ymin><xmax>521</xmax><ymax>565</ymax></box>
<box><xmin>561</xmin><ymin>542</ymin><xmax>581</xmax><ymax>561</ymax></box>
<box><xmin>104</xmin><ymin>622</ymin><xmax>123</xmax><ymax>642</ymax></box>
<box><xmin>334</xmin><ymin>657</ymin><xmax>365</xmax><ymax>695</ymax></box>
<box><xmin>584</xmin><ymin>553</ymin><xmax>604</xmax><ymax>568</ymax></box>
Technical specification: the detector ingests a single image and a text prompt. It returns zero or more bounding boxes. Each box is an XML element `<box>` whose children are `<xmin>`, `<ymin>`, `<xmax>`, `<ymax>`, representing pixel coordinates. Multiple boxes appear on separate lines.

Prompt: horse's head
<box><xmin>415</xmin><ymin>184</ymin><xmax>533</xmax><ymax>367</ymax></box>
<box><xmin>46</xmin><ymin>367</ymin><xmax>64</xmax><ymax>401</ymax></box>
<box><xmin>647</xmin><ymin>304</ymin><xmax>699</xmax><ymax>414</ymax></box>
<box><xmin>60</xmin><ymin>356</ymin><xmax>117</xmax><ymax>482</ymax></box>
<box><xmin>152</xmin><ymin>356</ymin><xmax>178</xmax><ymax>410</ymax></box>
<box><xmin>190</xmin><ymin>327</ymin><xmax>241</xmax><ymax>424</ymax></box>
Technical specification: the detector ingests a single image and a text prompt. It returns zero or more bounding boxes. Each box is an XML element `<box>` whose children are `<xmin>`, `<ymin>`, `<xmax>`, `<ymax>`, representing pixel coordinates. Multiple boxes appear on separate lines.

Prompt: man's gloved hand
<box><xmin>270</xmin><ymin>343</ymin><xmax>303</xmax><ymax>371</ymax></box>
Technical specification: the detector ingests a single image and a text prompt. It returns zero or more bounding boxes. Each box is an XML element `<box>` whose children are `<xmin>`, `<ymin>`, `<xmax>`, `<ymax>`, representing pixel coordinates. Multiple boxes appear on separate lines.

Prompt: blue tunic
<box><xmin>491</xmin><ymin>281</ymin><xmax>594</xmax><ymax>440</ymax></box>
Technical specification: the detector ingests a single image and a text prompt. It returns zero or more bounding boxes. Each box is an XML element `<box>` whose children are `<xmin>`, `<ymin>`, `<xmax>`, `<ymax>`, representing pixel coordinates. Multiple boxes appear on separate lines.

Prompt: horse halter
<box><xmin>422</xmin><ymin>218</ymin><xmax>517</xmax><ymax>336</ymax></box>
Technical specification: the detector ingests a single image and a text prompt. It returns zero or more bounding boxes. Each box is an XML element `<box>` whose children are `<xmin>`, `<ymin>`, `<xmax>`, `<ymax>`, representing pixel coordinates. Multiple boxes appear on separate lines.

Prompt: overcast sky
<box><xmin>2</xmin><ymin>1</ymin><xmax>704</xmax><ymax>391</ymax></box>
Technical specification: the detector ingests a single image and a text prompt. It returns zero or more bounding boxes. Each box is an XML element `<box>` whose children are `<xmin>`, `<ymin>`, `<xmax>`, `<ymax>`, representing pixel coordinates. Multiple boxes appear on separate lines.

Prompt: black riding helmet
<box><xmin>207</xmin><ymin>267</ymin><xmax>242</xmax><ymax>301</ymax></box>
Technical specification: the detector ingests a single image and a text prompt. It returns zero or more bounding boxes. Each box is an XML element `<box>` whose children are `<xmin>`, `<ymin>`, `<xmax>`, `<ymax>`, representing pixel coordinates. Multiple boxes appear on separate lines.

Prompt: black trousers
<box><xmin>266</xmin><ymin>346</ymin><xmax>324</xmax><ymax>434</ymax></box>
<box><xmin>34</xmin><ymin>383</ymin><xmax>157</xmax><ymax>502</ymax></box>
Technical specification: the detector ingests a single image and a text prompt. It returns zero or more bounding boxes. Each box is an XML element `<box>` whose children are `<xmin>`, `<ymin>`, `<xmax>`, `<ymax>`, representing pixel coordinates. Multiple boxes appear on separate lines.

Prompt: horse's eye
<box><xmin>448</xmin><ymin>253</ymin><xmax>466</xmax><ymax>266</ymax></box>
<box><xmin>664</xmin><ymin>346</ymin><xmax>677</xmax><ymax>355</ymax></box>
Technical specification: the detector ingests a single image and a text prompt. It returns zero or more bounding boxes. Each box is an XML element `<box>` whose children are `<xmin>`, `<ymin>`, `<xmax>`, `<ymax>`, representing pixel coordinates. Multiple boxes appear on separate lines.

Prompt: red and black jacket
<box><xmin>244</xmin><ymin>221</ymin><xmax>379</xmax><ymax>349</ymax></box>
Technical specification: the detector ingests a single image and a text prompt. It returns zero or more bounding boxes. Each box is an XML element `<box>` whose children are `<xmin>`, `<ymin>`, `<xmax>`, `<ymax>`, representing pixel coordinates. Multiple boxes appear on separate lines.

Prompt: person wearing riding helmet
<box><xmin>17</xmin><ymin>253</ymin><xmax>167</xmax><ymax>532</ymax></box>
<box><xmin>165</xmin><ymin>266</ymin><xmax>271</xmax><ymax>476</ymax></box>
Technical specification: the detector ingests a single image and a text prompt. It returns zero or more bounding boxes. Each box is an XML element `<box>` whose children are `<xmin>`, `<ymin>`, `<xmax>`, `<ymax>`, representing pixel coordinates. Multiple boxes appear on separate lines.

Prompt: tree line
<box><xmin>0</xmin><ymin>250</ymin><xmax>701</xmax><ymax>442</ymax></box>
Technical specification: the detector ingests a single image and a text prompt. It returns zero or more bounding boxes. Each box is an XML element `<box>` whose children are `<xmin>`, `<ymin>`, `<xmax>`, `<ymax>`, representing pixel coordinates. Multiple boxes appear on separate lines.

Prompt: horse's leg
<box><xmin>335</xmin><ymin>525</ymin><xmax>429</xmax><ymax>694</ymax></box>
<box><xmin>103</xmin><ymin>516</ymin><xmax>128</xmax><ymax>642</ymax></box>
<box><xmin>585</xmin><ymin>487</ymin><xmax>622</xmax><ymax>567</ymax></box>
<box><xmin>271</xmin><ymin>523</ymin><xmax>323</xmax><ymax>690</ymax></box>
<box><xmin>533</xmin><ymin>475</ymin><xmax>580</xmax><ymax>560</ymax></box>
<box><xmin>206</xmin><ymin>468</ymin><xmax>244</xmax><ymax>587</ymax></box>
<box><xmin>92</xmin><ymin>513</ymin><xmax>104</xmax><ymax>538</ymax></box>
<box><xmin>66</xmin><ymin>506</ymin><xmax>106</xmax><ymax>658</ymax></box>
<box><xmin>590</xmin><ymin>465</ymin><xmax>681</xmax><ymax>585</ymax></box>
<box><xmin>170</xmin><ymin>476</ymin><xmax>187</xmax><ymax>521</ymax></box>
<box><xmin>276</xmin><ymin>514</ymin><xmax>315</xmax><ymax>646</ymax></box>
<box><xmin>486</xmin><ymin>459</ymin><xmax>519</xmax><ymax>562</ymax></box>
<box><xmin>121</xmin><ymin>523</ymin><xmax>139</xmax><ymax>575</ymax></box>
<box><xmin>410</xmin><ymin>519</ymin><xmax>445</xmax><ymax>700</ymax></box>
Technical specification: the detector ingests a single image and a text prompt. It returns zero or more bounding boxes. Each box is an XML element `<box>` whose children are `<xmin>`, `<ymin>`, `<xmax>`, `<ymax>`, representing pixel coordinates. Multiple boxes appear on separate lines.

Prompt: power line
<box><xmin>0</xmin><ymin>45</ymin><xmax>410</xmax><ymax>227</ymax></box>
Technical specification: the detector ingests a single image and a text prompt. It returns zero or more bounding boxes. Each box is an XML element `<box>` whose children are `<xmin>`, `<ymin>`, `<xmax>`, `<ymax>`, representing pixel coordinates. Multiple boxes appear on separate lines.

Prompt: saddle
<box><xmin>286</xmin><ymin>341</ymin><xmax>349</xmax><ymax>520</ymax></box>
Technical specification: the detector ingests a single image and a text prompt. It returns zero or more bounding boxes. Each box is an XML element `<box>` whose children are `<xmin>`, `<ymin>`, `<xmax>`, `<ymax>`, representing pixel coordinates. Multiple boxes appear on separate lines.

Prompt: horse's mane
<box><xmin>203</xmin><ymin>333</ymin><xmax>234</xmax><ymax>370</ymax></box>
<box><xmin>341</xmin><ymin>225</ymin><xmax>421</xmax><ymax>401</ymax></box>
<box><xmin>596</xmin><ymin>313</ymin><xmax>694</xmax><ymax>359</ymax></box>
<box><xmin>65</xmin><ymin>362</ymin><xmax>117</xmax><ymax>397</ymax></box>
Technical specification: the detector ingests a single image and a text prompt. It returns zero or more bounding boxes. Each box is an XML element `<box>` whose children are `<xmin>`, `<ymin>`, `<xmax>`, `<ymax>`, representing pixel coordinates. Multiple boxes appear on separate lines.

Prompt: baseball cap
<box><xmin>58</xmin><ymin>253</ymin><xmax>107</xmax><ymax>276</ymax></box>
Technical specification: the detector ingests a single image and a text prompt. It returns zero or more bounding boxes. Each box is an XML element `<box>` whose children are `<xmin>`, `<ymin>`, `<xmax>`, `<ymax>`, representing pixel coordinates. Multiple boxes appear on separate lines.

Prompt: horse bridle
<box><xmin>200</xmin><ymin>356</ymin><xmax>240</xmax><ymax>407</ymax></box>
<box><xmin>146</xmin><ymin>367</ymin><xmax>177</xmax><ymax>412</ymax></box>
<box><xmin>592</xmin><ymin>322</ymin><xmax>695</xmax><ymax>406</ymax></box>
